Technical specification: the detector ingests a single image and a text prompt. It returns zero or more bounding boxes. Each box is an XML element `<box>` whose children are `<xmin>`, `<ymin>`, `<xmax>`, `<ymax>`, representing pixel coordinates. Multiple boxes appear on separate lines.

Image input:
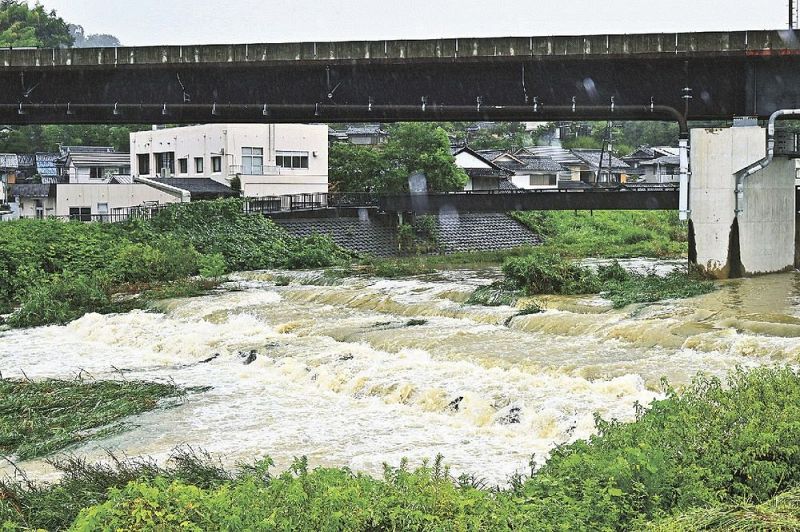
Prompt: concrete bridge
<box><xmin>0</xmin><ymin>30</ymin><xmax>798</xmax><ymax>277</ymax></box>
<box><xmin>0</xmin><ymin>29</ymin><xmax>800</xmax><ymax>124</ymax></box>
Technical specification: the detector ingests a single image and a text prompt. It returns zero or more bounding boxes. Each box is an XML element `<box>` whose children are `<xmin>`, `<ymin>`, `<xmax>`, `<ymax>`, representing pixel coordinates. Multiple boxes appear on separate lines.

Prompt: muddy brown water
<box><xmin>1</xmin><ymin>262</ymin><xmax>798</xmax><ymax>484</ymax></box>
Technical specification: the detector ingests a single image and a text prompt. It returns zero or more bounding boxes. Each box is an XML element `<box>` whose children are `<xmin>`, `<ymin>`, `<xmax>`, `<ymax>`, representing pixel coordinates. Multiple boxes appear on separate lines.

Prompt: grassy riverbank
<box><xmin>511</xmin><ymin>210</ymin><xmax>688</xmax><ymax>259</ymax></box>
<box><xmin>499</xmin><ymin>253</ymin><xmax>714</xmax><ymax>308</ymax></box>
<box><xmin>1</xmin><ymin>367</ymin><xmax>798</xmax><ymax>530</ymax></box>
<box><xmin>0</xmin><ymin>379</ymin><xmax>185</xmax><ymax>460</ymax></box>
<box><xmin>0</xmin><ymin>199</ymin><xmax>351</xmax><ymax>328</ymax></box>
<box><xmin>364</xmin><ymin>210</ymin><xmax>688</xmax><ymax>278</ymax></box>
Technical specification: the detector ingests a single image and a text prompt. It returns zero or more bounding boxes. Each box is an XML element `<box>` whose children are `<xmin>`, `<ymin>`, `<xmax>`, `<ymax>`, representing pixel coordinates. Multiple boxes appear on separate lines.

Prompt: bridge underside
<box><xmin>1</xmin><ymin>50</ymin><xmax>800</xmax><ymax>124</ymax></box>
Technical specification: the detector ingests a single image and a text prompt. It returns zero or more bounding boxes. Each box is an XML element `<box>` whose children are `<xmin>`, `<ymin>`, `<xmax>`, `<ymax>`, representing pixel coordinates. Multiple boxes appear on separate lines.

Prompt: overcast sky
<box><xmin>35</xmin><ymin>0</ymin><xmax>789</xmax><ymax>47</ymax></box>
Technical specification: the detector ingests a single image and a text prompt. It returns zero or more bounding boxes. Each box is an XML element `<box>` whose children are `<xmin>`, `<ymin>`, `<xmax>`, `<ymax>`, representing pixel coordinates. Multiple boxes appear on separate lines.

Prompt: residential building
<box><xmin>570</xmin><ymin>149</ymin><xmax>637</xmax><ymax>183</ymax></box>
<box><xmin>623</xmin><ymin>145</ymin><xmax>680</xmax><ymax>183</ymax></box>
<box><xmin>4</xmin><ymin>146</ymin><xmax>185</xmax><ymax>221</ymax></box>
<box><xmin>452</xmin><ymin>146</ymin><xmax>516</xmax><ymax>191</ymax></box>
<box><xmin>62</xmin><ymin>147</ymin><xmax>131</xmax><ymax>183</ymax></box>
<box><xmin>130</xmin><ymin>123</ymin><xmax>328</xmax><ymax>197</ymax></box>
<box><xmin>328</xmin><ymin>124</ymin><xmax>389</xmax><ymax>145</ymax></box>
<box><xmin>494</xmin><ymin>155</ymin><xmax>564</xmax><ymax>189</ymax></box>
<box><xmin>637</xmin><ymin>156</ymin><xmax>680</xmax><ymax>183</ymax></box>
<box><xmin>517</xmin><ymin>146</ymin><xmax>639</xmax><ymax>186</ymax></box>
<box><xmin>623</xmin><ymin>145</ymin><xmax>679</xmax><ymax>169</ymax></box>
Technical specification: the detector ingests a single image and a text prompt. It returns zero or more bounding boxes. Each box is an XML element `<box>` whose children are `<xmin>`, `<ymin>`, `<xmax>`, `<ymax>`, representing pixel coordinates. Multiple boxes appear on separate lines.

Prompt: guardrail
<box><xmin>13</xmin><ymin>185</ymin><xmax>688</xmax><ymax>223</ymax></box>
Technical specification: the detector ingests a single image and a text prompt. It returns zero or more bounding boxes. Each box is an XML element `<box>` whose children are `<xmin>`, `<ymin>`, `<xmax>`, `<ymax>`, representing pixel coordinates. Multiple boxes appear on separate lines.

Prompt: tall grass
<box><xmin>511</xmin><ymin>210</ymin><xmax>688</xmax><ymax>258</ymax></box>
<box><xmin>0</xmin><ymin>379</ymin><xmax>185</xmax><ymax>460</ymax></box>
<box><xmin>2</xmin><ymin>368</ymin><xmax>798</xmax><ymax>531</ymax></box>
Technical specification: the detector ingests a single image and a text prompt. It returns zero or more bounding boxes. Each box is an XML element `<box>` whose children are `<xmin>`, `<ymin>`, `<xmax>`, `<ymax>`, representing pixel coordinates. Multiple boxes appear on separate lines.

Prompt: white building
<box><xmin>451</xmin><ymin>146</ymin><xmax>516</xmax><ymax>191</ymax></box>
<box><xmin>130</xmin><ymin>124</ymin><xmax>329</xmax><ymax>197</ymax></box>
<box><xmin>3</xmin><ymin>147</ymin><xmax>185</xmax><ymax>221</ymax></box>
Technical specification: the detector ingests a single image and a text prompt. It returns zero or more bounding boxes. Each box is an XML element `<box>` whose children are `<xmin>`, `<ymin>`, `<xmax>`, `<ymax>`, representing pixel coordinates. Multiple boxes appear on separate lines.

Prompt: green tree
<box><xmin>329</xmin><ymin>142</ymin><xmax>392</xmax><ymax>193</ymax></box>
<box><xmin>0</xmin><ymin>1</ymin><xmax>73</xmax><ymax>48</ymax></box>
<box><xmin>384</xmin><ymin>123</ymin><xmax>468</xmax><ymax>192</ymax></box>
<box><xmin>330</xmin><ymin>124</ymin><xmax>468</xmax><ymax>193</ymax></box>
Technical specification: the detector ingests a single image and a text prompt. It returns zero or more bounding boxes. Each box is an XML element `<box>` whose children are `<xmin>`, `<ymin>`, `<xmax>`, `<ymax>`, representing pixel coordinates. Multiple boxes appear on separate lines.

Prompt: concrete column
<box><xmin>690</xmin><ymin>126</ymin><xmax>796</xmax><ymax>278</ymax></box>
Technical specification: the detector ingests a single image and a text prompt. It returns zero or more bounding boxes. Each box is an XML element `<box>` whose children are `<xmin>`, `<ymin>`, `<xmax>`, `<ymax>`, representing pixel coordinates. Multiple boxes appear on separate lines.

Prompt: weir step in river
<box><xmin>1</xmin><ymin>263</ymin><xmax>799</xmax><ymax>484</ymax></box>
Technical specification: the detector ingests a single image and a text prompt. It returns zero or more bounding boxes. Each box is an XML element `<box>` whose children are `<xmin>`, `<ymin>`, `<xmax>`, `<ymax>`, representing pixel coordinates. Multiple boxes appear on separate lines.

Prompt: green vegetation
<box><xmin>497</xmin><ymin>253</ymin><xmax>714</xmax><ymax>308</ymax></box>
<box><xmin>363</xmin><ymin>247</ymin><xmax>538</xmax><ymax>279</ymax></box>
<box><xmin>0</xmin><ymin>0</ymin><xmax>72</xmax><ymax>48</ymax></box>
<box><xmin>2</xmin><ymin>368</ymin><xmax>799</xmax><ymax>530</ymax></box>
<box><xmin>648</xmin><ymin>488</ymin><xmax>800</xmax><ymax>531</ymax></box>
<box><xmin>0</xmin><ymin>448</ymin><xmax>233</xmax><ymax>531</ymax></box>
<box><xmin>0</xmin><ymin>379</ymin><xmax>184</xmax><ymax>460</ymax></box>
<box><xmin>511</xmin><ymin>210</ymin><xmax>688</xmax><ymax>259</ymax></box>
<box><xmin>0</xmin><ymin>199</ymin><xmax>350</xmax><ymax>328</ymax></box>
<box><xmin>465</xmin><ymin>281</ymin><xmax>519</xmax><ymax>306</ymax></box>
<box><xmin>329</xmin><ymin>123</ymin><xmax>468</xmax><ymax>193</ymax></box>
<box><xmin>0</xmin><ymin>2</ymin><xmax>147</xmax><ymax>155</ymax></box>
<box><xmin>561</xmin><ymin>121</ymin><xmax>681</xmax><ymax>157</ymax></box>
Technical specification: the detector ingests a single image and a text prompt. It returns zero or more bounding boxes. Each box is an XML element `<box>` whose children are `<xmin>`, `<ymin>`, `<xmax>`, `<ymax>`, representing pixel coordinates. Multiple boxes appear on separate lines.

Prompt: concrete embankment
<box><xmin>272</xmin><ymin>211</ymin><xmax>541</xmax><ymax>256</ymax></box>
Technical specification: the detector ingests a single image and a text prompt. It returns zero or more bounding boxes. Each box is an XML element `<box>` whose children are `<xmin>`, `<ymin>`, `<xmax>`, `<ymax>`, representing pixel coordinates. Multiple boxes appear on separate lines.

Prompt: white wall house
<box><xmin>63</xmin><ymin>149</ymin><xmax>131</xmax><ymax>184</ymax></box>
<box><xmin>3</xmin><ymin>147</ymin><xmax>185</xmax><ymax>222</ymax></box>
<box><xmin>130</xmin><ymin>124</ymin><xmax>329</xmax><ymax>197</ymax></box>
<box><xmin>451</xmin><ymin>146</ymin><xmax>515</xmax><ymax>191</ymax></box>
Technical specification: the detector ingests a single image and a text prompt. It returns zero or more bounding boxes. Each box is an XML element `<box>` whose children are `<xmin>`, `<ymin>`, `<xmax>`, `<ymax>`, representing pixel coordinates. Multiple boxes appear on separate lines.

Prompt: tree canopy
<box><xmin>329</xmin><ymin>123</ymin><xmax>468</xmax><ymax>193</ymax></box>
<box><xmin>0</xmin><ymin>0</ymin><xmax>72</xmax><ymax>48</ymax></box>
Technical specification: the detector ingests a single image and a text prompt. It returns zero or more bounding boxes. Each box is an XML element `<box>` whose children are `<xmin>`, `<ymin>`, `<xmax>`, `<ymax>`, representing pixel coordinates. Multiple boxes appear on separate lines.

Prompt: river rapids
<box><xmin>1</xmin><ymin>262</ymin><xmax>799</xmax><ymax>484</ymax></box>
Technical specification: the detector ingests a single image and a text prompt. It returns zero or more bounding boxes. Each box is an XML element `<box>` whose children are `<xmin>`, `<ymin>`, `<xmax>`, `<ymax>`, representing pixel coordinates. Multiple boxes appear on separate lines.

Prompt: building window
<box><xmin>155</xmin><ymin>152</ymin><xmax>175</xmax><ymax>176</ymax></box>
<box><xmin>137</xmin><ymin>154</ymin><xmax>150</xmax><ymax>175</ymax></box>
<box><xmin>195</xmin><ymin>157</ymin><xmax>204</xmax><ymax>173</ymax></box>
<box><xmin>530</xmin><ymin>174</ymin><xmax>557</xmax><ymax>186</ymax></box>
<box><xmin>211</xmin><ymin>156</ymin><xmax>222</xmax><ymax>173</ymax></box>
<box><xmin>90</xmin><ymin>167</ymin><xmax>105</xmax><ymax>179</ymax></box>
<box><xmin>241</xmin><ymin>147</ymin><xmax>264</xmax><ymax>175</ymax></box>
<box><xmin>276</xmin><ymin>151</ymin><xmax>309</xmax><ymax>169</ymax></box>
<box><xmin>68</xmin><ymin>206</ymin><xmax>91</xmax><ymax>222</ymax></box>
<box><xmin>178</xmin><ymin>158</ymin><xmax>188</xmax><ymax>174</ymax></box>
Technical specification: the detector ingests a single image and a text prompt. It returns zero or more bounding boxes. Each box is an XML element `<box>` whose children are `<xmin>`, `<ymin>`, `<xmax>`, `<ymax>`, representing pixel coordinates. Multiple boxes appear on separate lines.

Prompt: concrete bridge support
<box><xmin>690</xmin><ymin>126</ymin><xmax>796</xmax><ymax>278</ymax></box>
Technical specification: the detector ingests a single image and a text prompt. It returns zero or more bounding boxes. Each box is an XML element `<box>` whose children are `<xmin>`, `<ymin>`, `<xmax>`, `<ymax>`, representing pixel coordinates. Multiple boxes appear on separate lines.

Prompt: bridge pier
<box><xmin>690</xmin><ymin>126</ymin><xmax>796</xmax><ymax>278</ymax></box>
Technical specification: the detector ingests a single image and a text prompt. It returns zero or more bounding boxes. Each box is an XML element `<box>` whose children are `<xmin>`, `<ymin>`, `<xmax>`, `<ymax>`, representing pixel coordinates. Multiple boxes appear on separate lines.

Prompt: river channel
<box><xmin>1</xmin><ymin>262</ymin><xmax>799</xmax><ymax>484</ymax></box>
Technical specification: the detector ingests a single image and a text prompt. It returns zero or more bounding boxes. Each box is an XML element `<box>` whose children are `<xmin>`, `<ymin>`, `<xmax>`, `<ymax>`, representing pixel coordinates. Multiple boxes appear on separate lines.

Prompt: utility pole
<box><xmin>792</xmin><ymin>0</ymin><xmax>797</xmax><ymax>28</ymax></box>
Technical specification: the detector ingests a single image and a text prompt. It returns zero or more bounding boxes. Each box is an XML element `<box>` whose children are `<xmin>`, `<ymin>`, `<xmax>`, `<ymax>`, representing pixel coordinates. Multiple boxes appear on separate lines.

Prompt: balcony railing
<box><xmin>227</xmin><ymin>165</ymin><xmax>281</xmax><ymax>176</ymax></box>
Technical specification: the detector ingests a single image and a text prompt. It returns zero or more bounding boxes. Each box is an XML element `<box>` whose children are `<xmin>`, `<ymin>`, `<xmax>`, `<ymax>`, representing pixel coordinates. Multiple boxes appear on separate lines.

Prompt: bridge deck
<box><xmin>2</xmin><ymin>30</ymin><xmax>797</xmax><ymax>68</ymax></box>
<box><xmin>1</xmin><ymin>30</ymin><xmax>799</xmax><ymax>124</ymax></box>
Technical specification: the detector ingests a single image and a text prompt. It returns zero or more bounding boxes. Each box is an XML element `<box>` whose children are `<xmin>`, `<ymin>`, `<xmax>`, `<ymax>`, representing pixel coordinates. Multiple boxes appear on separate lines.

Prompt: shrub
<box><xmin>198</xmin><ymin>253</ymin><xmax>227</xmax><ymax>278</ymax></box>
<box><xmin>3</xmin><ymin>368</ymin><xmax>800</xmax><ymax>530</ymax></box>
<box><xmin>285</xmin><ymin>234</ymin><xmax>351</xmax><ymax>269</ymax></box>
<box><xmin>466</xmin><ymin>281</ymin><xmax>519</xmax><ymax>306</ymax></box>
<box><xmin>510</xmin><ymin>210</ymin><xmax>688</xmax><ymax>258</ymax></box>
<box><xmin>502</xmin><ymin>252</ymin><xmax>600</xmax><ymax>295</ymax></box>
<box><xmin>601</xmin><ymin>269</ymin><xmax>715</xmax><ymax>308</ymax></box>
<box><xmin>109</xmin><ymin>238</ymin><xmax>200</xmax><ymax>284</ymax></box>
<box><xmin>0</xmin><ymin>379</ymin><xmax>185</xmax><ymax>460</ymax></box>
<box><xmin>6</xmin><ymin>274</ymin><xmax>112</xmax><ymax>328</ymax></box>
<box><xmin>516</xmin><ymin>367</ymin><xmax>800</xmax><ymax>529</ymax></box>
<box><xmin>397</xmin><ymin>223</ymin><xmax>416</xmax><ymax>254</ymax></box>
<box><xmin>499</xmin><ymin>256</ymin><xmax>715</xmax><ymax>308</ymax></box>
<box><xmin>150</xmin><ymin>199</ymin><xmax>292</xmax><ymax>271</ymax></box>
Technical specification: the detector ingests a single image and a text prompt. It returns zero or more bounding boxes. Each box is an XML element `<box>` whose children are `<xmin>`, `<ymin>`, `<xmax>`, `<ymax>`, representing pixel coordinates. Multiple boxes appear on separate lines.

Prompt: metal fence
<box><xmin>242</xmin><ymin>192</ymin><xmax>381</xmax><ymax>214</ymax></box>
<box><xmin>14</xmin><ymin>185</ymin><xmax>690</xmax><ymax>223</ymax></box>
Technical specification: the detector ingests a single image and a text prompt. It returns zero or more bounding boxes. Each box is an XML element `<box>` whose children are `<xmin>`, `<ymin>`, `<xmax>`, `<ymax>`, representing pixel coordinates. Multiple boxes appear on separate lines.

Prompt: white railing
<box><xmin>227</xmin><ymin>165</ymin><xmax>281</xmax><ymax>176</ymax></box>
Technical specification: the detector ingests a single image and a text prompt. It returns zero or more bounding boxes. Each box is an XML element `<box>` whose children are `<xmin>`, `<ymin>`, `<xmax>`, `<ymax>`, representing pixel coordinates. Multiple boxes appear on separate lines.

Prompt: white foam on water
<box><xmin>1</xmin><ymin>269</ymin><xmax>798</xmax><ymax>484</ymax></box>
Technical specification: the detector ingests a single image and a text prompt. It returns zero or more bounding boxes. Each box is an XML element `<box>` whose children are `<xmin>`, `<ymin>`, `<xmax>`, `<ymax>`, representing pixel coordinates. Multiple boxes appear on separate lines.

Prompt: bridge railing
<box><xmin>242</xmin><ymin>192</ymin><xmax>382</xmax><ymax>213</ymax></box>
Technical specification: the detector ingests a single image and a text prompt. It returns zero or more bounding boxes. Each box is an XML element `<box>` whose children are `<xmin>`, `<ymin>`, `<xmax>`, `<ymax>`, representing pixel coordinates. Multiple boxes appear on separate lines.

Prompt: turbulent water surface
<box><xmin>2</xmin><ymin>263</ymin><xmax>799</xmax><ymax>484</ymax></box>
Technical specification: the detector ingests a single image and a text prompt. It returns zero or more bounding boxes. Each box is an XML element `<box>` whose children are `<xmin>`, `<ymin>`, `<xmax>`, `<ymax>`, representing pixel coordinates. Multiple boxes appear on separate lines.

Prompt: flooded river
<box><xmin>2</xmin><ymin>264</ymin><xmax>799</xmax><ymax>484</ymax></box>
